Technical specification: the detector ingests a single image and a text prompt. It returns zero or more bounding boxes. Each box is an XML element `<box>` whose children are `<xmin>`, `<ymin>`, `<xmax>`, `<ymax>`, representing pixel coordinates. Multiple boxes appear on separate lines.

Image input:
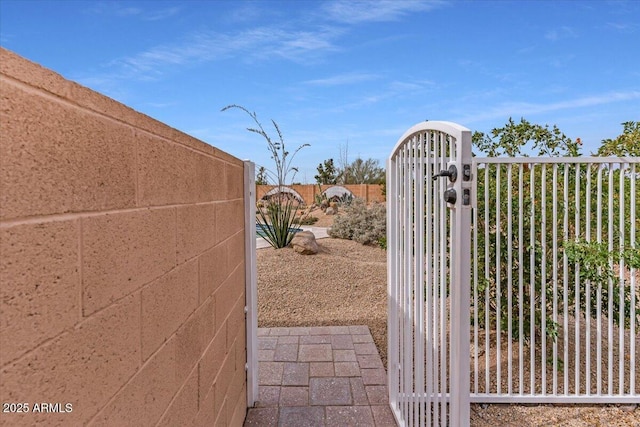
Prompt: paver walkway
<box><xmin>244</xmin><ymin>325</ymin><xmax>397</xmax><ymax>427</ymax></box>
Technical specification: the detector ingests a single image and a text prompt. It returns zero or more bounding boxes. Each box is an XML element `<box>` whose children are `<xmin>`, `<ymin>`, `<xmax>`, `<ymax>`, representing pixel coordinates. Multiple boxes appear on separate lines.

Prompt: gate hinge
<box><xmin>244</xmin><ymin>306</ymin><xmax>248</xmax><ymax>314</ymax></box>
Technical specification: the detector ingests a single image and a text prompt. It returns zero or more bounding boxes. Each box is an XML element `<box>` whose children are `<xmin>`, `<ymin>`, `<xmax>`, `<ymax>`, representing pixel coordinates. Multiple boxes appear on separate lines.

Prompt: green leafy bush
<box><xmin>473</xmin><ymin>118</ymin><xmax>639</xmax><ymax>349</ymax></box>
<box><xmin>329</xmin><ymin>198</ymin><xmax>386</xmax><ymax>246</ymax></box>
<box><xmin>564</xmin><ymin>239</ymin><xmax>640</xmax><ymax>329</ymax></box>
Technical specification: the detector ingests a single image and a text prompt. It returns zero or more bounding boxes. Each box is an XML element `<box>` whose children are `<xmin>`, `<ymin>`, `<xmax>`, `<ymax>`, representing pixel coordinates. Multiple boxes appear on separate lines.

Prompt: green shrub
<box><xmin>377</xmin><ymin>236</ymin><xmax>387</xmax><ymax>250</ymax></box>
<box><xmin>329</xmin><ymin>198</ymin><xmax>386</xmax><ymax>246</ymax></box>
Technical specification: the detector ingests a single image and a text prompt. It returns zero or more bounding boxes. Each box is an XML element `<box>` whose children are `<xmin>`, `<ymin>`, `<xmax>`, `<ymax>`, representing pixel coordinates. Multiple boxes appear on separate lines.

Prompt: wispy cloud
<box><xmin>456</xmin><ymin>91</ymin><xmax>640</xmax><ymax>124</ymax></box>
<box><xmin>309</xmin><ymin>78</ymin><xmax>436</xmax><ymax>114</ymax></box>
<box><xmin>144</xmin><ymin>7</ymin><xmax>181</xmax><ymax>21</ymax></box>
<box><xmin>88</xmin><ymin>25</ymin><xmax>342</xmax><ymax>84</ymax></box>
<box><xmin>86</xmin><ymin>3</ymin><xmax>180</xmax><ymax>21</ymax></box>
<box><xmin>389</xmin><ymin>80</ymin><xmax>434</xmax><ymax>91</ymax></box>
<box><xmin>545</xmin><ymin>26</ymin><xmax>578</xmax><ymax>41</ymax></box>
<box><xmin>321</xmin><ymin>0</ymin><xmax>446</xmax><ymax>24</ymax></box>
<box><xmin>224</xmin><ymin>3</ymin><xmax>271</xmax><ymax>24</ymax></box>
<box><xmin>605</xmin><ymin>22</ymin><xmax>638</xmax><ymax>34</ymax></box>
<box><xmin>303</xmin><ymin>72</ymin><xmax>380</xmax><ymax>86</ymax></box>
<box><xmin>548</xmin><ymin>53</ymin><xmax>577</xmax><ymax>68</ymax></box>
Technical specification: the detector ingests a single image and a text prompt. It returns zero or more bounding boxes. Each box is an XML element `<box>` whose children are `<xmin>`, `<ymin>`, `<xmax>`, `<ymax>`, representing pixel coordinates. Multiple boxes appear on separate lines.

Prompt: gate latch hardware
<box><xmin>462</xmin><ymin>188</ymin><xmax>471</xmax><ymax>206</ymax></box>
<box><xmin>444</xmin><ymin>189</ymin><xmax>457</xmax><ymax>204</ymax></box>
<box><xmin>463</xmin><ymin>164</ymin><xmax>472</xmax><ymax>181</ymax></box>
<box><xmin>432</xmin><ymin>164</ymin><xmax>458</xmax><ymax>182</ymax></box>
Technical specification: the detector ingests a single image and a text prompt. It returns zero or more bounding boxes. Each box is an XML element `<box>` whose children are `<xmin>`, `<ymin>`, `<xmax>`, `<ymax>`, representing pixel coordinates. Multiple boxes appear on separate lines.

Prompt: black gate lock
<box><xmin>444</xmin><ymin>189</ymin><xmax>457</xmax><ymax>204</ymax></box>
<box><xmin>432</xmin><ymin>164</ymin><xmax>458</xmax><ymax>183</ymax></box>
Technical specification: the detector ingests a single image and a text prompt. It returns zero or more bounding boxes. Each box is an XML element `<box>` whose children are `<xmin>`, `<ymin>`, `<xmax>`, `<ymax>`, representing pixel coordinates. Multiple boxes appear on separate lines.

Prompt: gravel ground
<box><xmin>257</xmin><ymin>238</ymin><xmax>388</xmax><ymax>366</ymax></box>
<box><xmin>257</xmin><ymin>211</ymin><xmax>639</xmax><ymax>426</ymax></box>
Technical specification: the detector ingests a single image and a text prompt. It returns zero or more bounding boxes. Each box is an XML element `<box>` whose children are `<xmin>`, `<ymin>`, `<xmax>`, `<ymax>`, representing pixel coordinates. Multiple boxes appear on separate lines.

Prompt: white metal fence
<box><xmin>470</xmin><ymin>157</ymin><xmax>639</xmax><ymax>403</ymax></box>
<box><xmin>387</xmin><ymin>121</ymin><xmax>473</xmax><ymax>426</ymax></box>
<box><xmin>387</xmin><ymin>126</ymin><xmax>639</xmax><ymax>425</ymax></box>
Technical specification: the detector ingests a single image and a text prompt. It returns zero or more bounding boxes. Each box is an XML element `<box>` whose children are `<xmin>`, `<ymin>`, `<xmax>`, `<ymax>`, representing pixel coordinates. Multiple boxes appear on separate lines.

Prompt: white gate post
<box><xmin>388</xmin><ymin>122</ymin><xmax>473</xmax><ymax>426</ymax></box>
<box><xmin>387</xmin><ymin>156</ymin><xmax>400</xmax><ymax>418</ymax></box>
<box><xmin>244</xmin><ymin>160</ymin><xmax>258</xmax><ymax>407</ymax></box>
<box><xmin>449</xmin><ymin>129</ymin><xmax>472</xmax><ymax>426</ymax></box>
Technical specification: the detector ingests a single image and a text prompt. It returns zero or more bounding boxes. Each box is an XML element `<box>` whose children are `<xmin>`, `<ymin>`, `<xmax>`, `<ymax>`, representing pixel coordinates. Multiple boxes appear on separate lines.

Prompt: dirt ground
<box><xmin>256</xmin><ymin>208</ymin><xmax>639</xmax><ymax>426</ymax></box>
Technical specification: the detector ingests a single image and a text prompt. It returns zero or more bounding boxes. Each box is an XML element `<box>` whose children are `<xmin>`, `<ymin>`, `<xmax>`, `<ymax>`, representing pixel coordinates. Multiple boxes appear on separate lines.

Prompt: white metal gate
<box><xmin>387</xmin><ymin>122</ymin><xmax>473</xmax><ymax>426</ymax></box>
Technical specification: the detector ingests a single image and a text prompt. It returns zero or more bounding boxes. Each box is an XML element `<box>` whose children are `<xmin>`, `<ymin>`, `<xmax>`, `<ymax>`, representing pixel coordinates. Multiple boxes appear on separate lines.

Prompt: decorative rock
<box><xmin>326</xmin><ymin>207</ymin><xmax>336</xmax><ymax>215</ymax></box>
<box><xmin>291</xmin><ymin>231</ymin><xmax>318</xmax><ymax>255</ymax></box>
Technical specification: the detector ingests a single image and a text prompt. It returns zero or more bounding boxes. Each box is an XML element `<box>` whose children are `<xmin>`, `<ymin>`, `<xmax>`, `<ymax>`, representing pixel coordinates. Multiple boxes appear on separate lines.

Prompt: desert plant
<box><xmin>222</xmin><ymin>104</ymin><xmax>309</xmax><ymax>249</ymax></box>
<box><xmin>293</xmin><ymin>215</ymin><xmax>319</xmax><ymax>225</ymax></box>
<box><xmin>329</xmin><ymin>198</ymin><xmax>386</xmax><ymax>246</ymax></box>
<box><xmin>336</xmin><ymin>192</ymin><xmax>354</xmax><ymax>207</ymax></box>
<box><xmin>256</xmin><ymin>199</ymin><xmax>299</xmax><ymax>247</ymax></box>
<box><xmin>314</xmin><ymin>183</ymin><xmax>329</xmax><ymax>208</ymax></box>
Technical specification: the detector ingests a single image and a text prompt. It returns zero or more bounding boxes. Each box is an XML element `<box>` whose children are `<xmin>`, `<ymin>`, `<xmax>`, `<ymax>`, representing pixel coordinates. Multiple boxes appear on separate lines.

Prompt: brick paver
<box><xmin>299</xmin><ymin>344</ymin><xmax>333</xmax><ymax>362</ymax></box>
<box><xmin>282</xmin><ymin>362</ymin><xmax>309</xmax><ymax>386</ymax></box>
<box><xmin>309</xmin><ymin>377</ymin><xmax>352</xmax><ymax>405</ymax></box>
<box><xmin>245</xmin><ymin>325</ymin><xmax>397</xmax><ymax>426</ymax></box>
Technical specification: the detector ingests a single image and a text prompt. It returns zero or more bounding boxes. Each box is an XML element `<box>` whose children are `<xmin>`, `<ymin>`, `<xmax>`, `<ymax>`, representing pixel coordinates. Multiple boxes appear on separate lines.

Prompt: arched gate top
<box><xmin>389</xmin><ymin>120</ymin><xmax>471</xmax><ymax>160</ymax></box>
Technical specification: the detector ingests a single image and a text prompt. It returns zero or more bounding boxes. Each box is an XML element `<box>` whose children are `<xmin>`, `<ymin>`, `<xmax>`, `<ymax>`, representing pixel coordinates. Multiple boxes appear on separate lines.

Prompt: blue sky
<box><xmin>2</xmin><ymin>0</ymin><xmax>639</xmax><ymax>183</ymax></box>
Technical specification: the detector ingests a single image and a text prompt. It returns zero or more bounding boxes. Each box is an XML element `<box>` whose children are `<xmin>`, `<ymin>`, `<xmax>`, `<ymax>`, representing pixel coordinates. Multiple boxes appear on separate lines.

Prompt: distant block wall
<box><xmin>0</xmin><ymin>48</ymin><xmax>247</xmax><ymax>426</ymax></box>
<box><xmin>256</xmin><ymin>184</ymin><xmax>385</xmax><ymax>205</ymax></box>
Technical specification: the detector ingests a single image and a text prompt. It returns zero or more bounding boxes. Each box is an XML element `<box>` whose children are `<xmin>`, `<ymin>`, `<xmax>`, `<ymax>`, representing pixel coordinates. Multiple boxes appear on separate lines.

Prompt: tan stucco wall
<box><xmin>257</xmin><ymin>184</ymin><xmax>385</xmax><ymax>205</ymax></box>
<box><xmin>0</xmin><ymin>48</ymin><xmax>247</xmax><ymax>426</ymax></box>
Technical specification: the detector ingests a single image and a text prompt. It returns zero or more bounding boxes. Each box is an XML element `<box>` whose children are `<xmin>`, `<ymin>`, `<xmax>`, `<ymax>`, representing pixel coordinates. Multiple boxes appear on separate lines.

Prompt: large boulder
<box><xmin>290</xmin><ymin>231</ymin><xmax>318</xmax><ymax>255</ymax></box>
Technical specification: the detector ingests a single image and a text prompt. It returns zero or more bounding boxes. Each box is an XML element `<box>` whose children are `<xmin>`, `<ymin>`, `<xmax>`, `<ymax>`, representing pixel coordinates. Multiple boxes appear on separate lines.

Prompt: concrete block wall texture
<box><xmin>0</xmin><ymin>48</ymin><xmax>248</xmax><ymax>426</ymax></box>
<box><xmin>256</xmin><ymin>183</ymin><xmax>385</xmax><ymax>206</ymax></box>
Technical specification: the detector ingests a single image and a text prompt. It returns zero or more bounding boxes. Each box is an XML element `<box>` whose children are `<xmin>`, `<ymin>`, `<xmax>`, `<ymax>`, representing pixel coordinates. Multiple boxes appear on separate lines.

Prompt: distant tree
<box><xmin>256</xmin><ymin>166</ymin><xmax>268</xmax><ymax>185</ymax></box>
<box><xmin>472</xmin><ymin>117</ymin><xmax>580</xmax><ymax>157</ymax></box>
<box><xmin>338</xmin><ymin>141</ymin><xmax>350</xmax><ymax>177</ymax></box>
<box><xmin>315</xmin><ymin>158</ymin><xmax>338</xmax><ymax>184</ymax></box>
<box><xmin>340</xmin><ymin>157</ymin><xmax>385</xmax><ymax>184</ymax></box>
<box><xmin>596</xmin><ymin>121</ymin><xmax>640</xmax><ymax>156</ymax></box>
